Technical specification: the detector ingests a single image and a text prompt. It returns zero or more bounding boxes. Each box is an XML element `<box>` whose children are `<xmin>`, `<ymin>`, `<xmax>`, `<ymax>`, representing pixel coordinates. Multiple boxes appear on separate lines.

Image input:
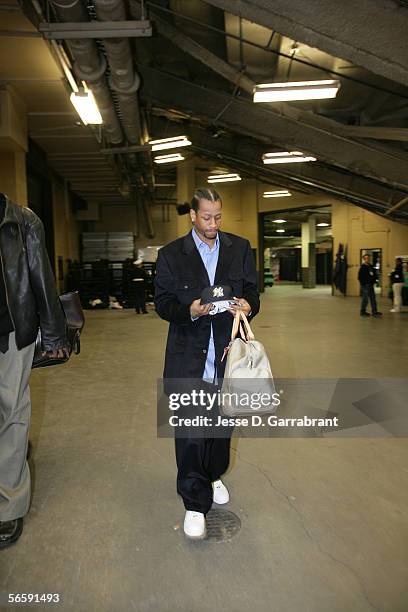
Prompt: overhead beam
<box><xmin>335</xmin><ymin>126</ymin><xmax>408</xmax><ymax>141</ymax></box>
<box><xmin>192</xmin><ymin>143</ymin><xmax>408</xmax><ymax>222</ymax></box>
<box><xmin>131</xmin><ymin>1</ymin><xmax>255</xmax><ymax>94</ymax></box>
<box><xmin>100</xmin><ymin>144</ymin><xmax>151</xmax><ymax>154</ymax></box>
<box><xmin>385</xmin><ymin>195</ymin><xmax>408</xmax><ymax>216</ymax></box>
<box><xmin>138</xmin><ymin>0</ymin><xmax>391</xmax><ymax>152</ymax></box>
<box><xmin>202</xmin><ymin>0</ymin><xmax>408</xmax><ymax>88</ymax></box>
<box><xmin>140</xmin><ymin>66</ymin><xmax>408</xmax><ymax>190</ymax></box>
<box><xmin>39</xmin><ymin>20</ymin><xmax>152</xmax><ymax>39</ymax></box>
<box><xmin>149</xmin><ymin>116</ymin><xmax>408</xmax><ymax>221</ymax></box>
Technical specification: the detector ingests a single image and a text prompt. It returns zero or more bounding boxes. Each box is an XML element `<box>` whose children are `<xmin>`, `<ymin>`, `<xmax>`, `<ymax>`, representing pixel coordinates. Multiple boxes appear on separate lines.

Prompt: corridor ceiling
<box><xmin>1</xmin><ymin>0</ymin><xmax>408</xmax><ymax>222</ymax></box>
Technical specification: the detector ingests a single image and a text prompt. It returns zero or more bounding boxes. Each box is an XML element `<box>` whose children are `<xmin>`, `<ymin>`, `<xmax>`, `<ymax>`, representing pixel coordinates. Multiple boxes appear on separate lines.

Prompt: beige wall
<box><xmin>0</xmin><ymin>85</ymin><xmax>27</xmax><ymax>153</ymax></box>
<box><xmin>52</xmin><ymin>179</ymin><xmax>80</xmax><ymax>292</ymax></box>
<box><xmin>332</xmin><ymin>202</ymin><xmax>408</xmax><ymax>296</ymax></box>
<box><xmin>94</xmin><ymin>160</ymin><xmax>259</xmax><ymax>256</ymax></box>
<box><xmin>0</xmin><ymin>86</ymin><xmax>28</xmax><ymax>205</ymax></box>
<box><xmin>0</xmin><ymin>150</ymin><xmax>27</xmax><ymax>205</ymax></box>
<box><xmin>94</xmin><ymin>202</ymin><xmax>179</xmax><ymax>251</ymax></box>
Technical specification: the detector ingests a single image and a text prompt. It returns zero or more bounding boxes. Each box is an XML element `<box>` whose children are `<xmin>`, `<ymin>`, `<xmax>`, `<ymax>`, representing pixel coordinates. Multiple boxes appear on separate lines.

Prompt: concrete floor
<box><xmin>1</xmin><ymin>286</ymin><xmax>407</xmax><ymax>612</ymax></box>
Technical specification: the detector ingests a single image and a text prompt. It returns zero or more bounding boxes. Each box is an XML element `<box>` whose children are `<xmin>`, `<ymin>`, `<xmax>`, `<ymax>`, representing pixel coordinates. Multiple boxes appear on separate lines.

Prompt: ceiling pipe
<box><xmin>93</xmin><ymin>0</ymin><xmax>156</xmax><ymax>232</ymax></box>
<box><xmin>93</xmin><ymin>0</ymin><xmax>143</xmax><ymax>145</ymax></box>
<box><xmin>50</xmin><ymin>0</ymin><xmax>123</xmax><ymax>144</ymax></box>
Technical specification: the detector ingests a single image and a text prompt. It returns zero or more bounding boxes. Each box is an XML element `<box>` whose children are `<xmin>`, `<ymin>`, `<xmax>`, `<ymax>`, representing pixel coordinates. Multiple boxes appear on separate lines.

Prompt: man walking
<box><xmin>154</xmin><ymin>187</ymin><xmax>259</xmax><ymax>539</ymax></box>
<box><xmin>0</xmin><ymin>193</ymin><xmax>67</xmax><ymax>549</ymax></box>
<box><xmin>358</xmin><ymin>254</ymin><xmax>382</xmax><ymax>317</ymax></box>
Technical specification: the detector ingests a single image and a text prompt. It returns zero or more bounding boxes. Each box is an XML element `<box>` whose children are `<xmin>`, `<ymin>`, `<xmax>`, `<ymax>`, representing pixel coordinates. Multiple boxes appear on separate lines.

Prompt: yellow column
<box><xmin>0</xmin><ymin>86</ymin><xmax>28</xmax><ymax>205</ymax></box>
<box><xmin>0</xmin><ymin>151</ymin><xmax>27</xmax><ymax>205</ymax></box>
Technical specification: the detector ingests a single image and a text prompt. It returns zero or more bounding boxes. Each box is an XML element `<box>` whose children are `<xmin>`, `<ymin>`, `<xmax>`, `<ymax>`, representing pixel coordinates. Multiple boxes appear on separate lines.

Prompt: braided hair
<box><xmin>190</xmin><ymin>188</ymin><xmax>222</xmax><ymax>212</ymax></box>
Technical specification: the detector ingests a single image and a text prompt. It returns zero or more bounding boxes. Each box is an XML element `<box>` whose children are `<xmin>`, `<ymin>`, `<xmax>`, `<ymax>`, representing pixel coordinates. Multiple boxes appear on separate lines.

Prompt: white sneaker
<box><xmin>390</xmin><ymin>308</ymin><xmax>400</xmax><ymax>313</ymax></box>
<box><xmin>212</xmin><ymin>479</ymin><xmax>230</xmax><ymax>504</ymax></box>
<box><xmin>183</xmin><ymin>511</ymin><xmax>206</xmax><ymax>539</ymax></box>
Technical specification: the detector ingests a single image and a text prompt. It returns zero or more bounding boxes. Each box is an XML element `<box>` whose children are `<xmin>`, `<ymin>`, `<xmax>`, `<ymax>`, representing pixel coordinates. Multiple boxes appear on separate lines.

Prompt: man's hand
<box><xmin>41</xmin><ymin>347</ymin><xmax>70</xmax><ymax>359</ymax></box>
<box><xmin>228</xmin><ymin>297</ymin><xmax>252</xmax><ymax>317</ymax></box>
<box><xmin>190</xmin><ymin>299</ymin><xmax>212</xmax><ymax>318</ymax></box>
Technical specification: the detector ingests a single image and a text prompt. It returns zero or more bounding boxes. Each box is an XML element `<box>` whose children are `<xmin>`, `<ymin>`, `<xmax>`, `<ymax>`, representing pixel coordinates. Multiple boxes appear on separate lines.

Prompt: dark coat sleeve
<box><xmin>154</xmin><ymin>249</ymin><xmax>192</xmax><ymax>325</ymax></box>
<box><xmin>242</xmin><ymin>240</ymin><xmax>260</xmax><ymax>319</ymax></box>
<box><xmin>25</xmin><ymin>214</ymin><xmax>67</xmax><ymax>351</ymax></box>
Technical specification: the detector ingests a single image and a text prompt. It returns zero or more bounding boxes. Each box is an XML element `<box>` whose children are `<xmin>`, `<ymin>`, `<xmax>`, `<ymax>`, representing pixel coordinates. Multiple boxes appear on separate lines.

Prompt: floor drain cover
<box><xmin>204</xmin><ymin>509</ymin><xmax>241</xmax><ymax>542</ymax></box>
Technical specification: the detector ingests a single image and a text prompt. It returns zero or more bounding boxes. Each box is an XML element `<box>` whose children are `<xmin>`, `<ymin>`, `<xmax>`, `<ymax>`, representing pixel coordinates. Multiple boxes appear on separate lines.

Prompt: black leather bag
<box><xmin>32</xmin><ymin>291</ymin><xmax>85</xmax><ymax>369</ymax></box>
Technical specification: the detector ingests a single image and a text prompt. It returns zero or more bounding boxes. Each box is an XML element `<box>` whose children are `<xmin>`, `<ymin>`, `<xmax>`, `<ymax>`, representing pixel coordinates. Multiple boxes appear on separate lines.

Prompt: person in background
<box><xmin>132</xmin><ymin>258</ymin><xmax>147</xmax><ymax>314</ymax></box>
<box><xmin>390</xmin><ymin>257</ymin><xmax>404</xmax><ymax>313</ymax></box>
<box><xmin>358</xmin><ymin>254</ymin><xmax>382</xmax><ymax>317</ymax></box>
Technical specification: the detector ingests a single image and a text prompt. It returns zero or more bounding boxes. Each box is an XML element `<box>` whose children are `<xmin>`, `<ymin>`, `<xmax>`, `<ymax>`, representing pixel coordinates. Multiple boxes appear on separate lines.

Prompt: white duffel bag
<box><xmin>220</xmin><ymin>310</ymin><xmax>278</xmax><ymax>417</ymax></box>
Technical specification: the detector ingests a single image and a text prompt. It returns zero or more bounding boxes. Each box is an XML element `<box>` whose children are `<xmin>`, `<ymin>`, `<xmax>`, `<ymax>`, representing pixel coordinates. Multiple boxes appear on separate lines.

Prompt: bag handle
<box><xmin>239</xmin><ymin>311</ymin><xmax>255</xmax><ymax>341</ymax></box>
<box><xmin>231</xmin><ymin>310</ymin><xmax>255</xmax><ymax>342</ymax></box>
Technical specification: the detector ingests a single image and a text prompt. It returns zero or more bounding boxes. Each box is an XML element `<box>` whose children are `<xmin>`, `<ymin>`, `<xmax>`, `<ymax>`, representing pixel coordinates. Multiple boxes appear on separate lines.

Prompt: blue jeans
<box><xmin>361</xmin><ymin>284</ymin><xmax>378</xmax><ymax>314</ymax></box>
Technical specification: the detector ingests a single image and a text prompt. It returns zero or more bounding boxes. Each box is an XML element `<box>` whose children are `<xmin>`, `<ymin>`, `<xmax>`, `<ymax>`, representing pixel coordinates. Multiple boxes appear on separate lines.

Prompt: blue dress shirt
<box><xmin>191</xmin><ymin>228</ymin><xmax>219</xmax><ymax>383</ymax></box>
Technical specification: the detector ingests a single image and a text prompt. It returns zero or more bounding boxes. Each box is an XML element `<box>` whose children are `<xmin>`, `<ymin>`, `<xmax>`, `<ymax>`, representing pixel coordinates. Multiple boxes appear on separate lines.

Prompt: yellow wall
<box><xmin>94</xmin><ymin>160</ymin><xmax>259</xmax><ymax>256</ymax></box>
<box><xmin>52</xmin><ymin>178</ymin><xmax>80</xmax><ymax>292</ymax></box>
<box><xmin>0</xmin><ymin>151</ymin><xmax>27</xmax><ymax>206</ymax></box>
<box><xmin>0</xmin><ymin>85</ymin><xmax>27</xmax><ymax>154</ymax></box>
<box><xmin>94</xmin><ymin>202</ymin><xmax>179</xmax><ymax>250</ymax></box>
<box><xmin>0</xmin><ymin>86</ymin><xmax>28</xmax><ymax>205</ymax></box>
<box><xmin>332</xmin><ymin>202</ymin><xmax>408</xmax><ymax>296</ymax></box>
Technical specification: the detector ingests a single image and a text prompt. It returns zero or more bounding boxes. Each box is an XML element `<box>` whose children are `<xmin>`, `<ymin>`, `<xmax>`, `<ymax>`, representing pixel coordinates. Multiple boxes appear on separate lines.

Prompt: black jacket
<box><xmin>358</xmin><ymin>263</ymin><xmax>377</xmax><ymax>286</ymax></box>
<box><xmin>154</xmin><ymin>230</ymin><xmax>260</xmax><ymax>380</ymax></box>
<box><xmin>0</xmin><ymin>195</ymin><xmax>66</xmax><ymax>351</ymax></box>
<box><xmin>390</xmin><ymin>264</ymin><xmax>404</xmax><ymax>284</ymax></box>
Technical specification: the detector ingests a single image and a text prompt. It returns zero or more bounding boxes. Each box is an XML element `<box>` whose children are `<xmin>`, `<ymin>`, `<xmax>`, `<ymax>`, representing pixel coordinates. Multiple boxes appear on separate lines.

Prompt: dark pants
<box><xmin>361</xmin><ymin>284</ymin><xmax>378</xmax><ymax>314</ymax></box>
<box><xmin>175</xmin><ymin>436</ymin><xmax>231</xmax><ymax>514</ymax></box>
<box><xmin>174</xmin><ymin>381</ymin><xmax>233</xmax><ymax>514</ymax></box>
<box><xmin>134</xmin><ymin>288</ymin><xmax>146</xmax><ymax>314</ymax></box>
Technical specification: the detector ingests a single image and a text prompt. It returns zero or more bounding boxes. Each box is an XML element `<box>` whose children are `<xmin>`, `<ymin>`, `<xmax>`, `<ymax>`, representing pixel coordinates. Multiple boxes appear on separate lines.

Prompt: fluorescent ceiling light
<box><xmin>276</xmin><ymin>229</ymin><xmax>286</xmax><ymax>233</ymax></box>
<box><xmin>207</xmin><ymin>173</ymin><xmax>241</xmax><ymax>183</ymax></box>
<box><xmin>262</xmin><ymin>151</ymin><xmax>316</xmax><ymax>164</ymax></box>
<box><xmin>253</xmin><ymin>80</ymin><xmax>340</xmax><ymax>102</ymax></box>
<box><xmin>317</xmin><ymin>222</ymin><xmax>330</xmax><ymax>227</ymax></box>
<box><xmin>272</xmin><ymin>219</ymin><xmax>287</xmax><ymax>224</ymax></box>
<box><xmin>263</xmin><ymin>190</ymin><xmax>292</xmax><ymax>198</ymax></box>
<box><xmin>70</xmin><ymin>89</ymin><xmax>102</xmax><ymax>125</ymax></box>
<box><xmin>149</xmin><ymin>136</ymin><xmax>191</xmax><ymax>151</ymax></box>
<box><xmin>154</xmin><ymin>153</ymin><xmax>185</xmax><ymax>164</ymax></box>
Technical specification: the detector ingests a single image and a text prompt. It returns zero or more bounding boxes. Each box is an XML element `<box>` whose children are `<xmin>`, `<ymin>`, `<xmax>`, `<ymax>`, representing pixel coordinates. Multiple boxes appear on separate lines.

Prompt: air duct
<box><xmin>50</xmin><ymin>0</ymin><xmax>123</xmax><ymax>144</ymax></box>
<box><xmin>93</xmin><ymin>0</ymin><xmax>143</xmax><ymax>144</ymax></box>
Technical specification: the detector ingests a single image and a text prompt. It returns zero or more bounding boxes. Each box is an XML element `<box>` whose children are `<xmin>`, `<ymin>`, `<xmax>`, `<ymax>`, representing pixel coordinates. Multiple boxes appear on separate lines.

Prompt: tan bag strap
<box><xmin>231</xmin><ymin>310</ymin><xmax>255</xmax><ymax>342</ymax></box>
<box><xmin>231</xmin><ymin>309</ymin><xmax>241</xmax><ymax>341</ymax></box>
<box><xmin>240</xmin><ymin>311</ymin><xmax>255</xmax><ymax>340</ymax></box>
